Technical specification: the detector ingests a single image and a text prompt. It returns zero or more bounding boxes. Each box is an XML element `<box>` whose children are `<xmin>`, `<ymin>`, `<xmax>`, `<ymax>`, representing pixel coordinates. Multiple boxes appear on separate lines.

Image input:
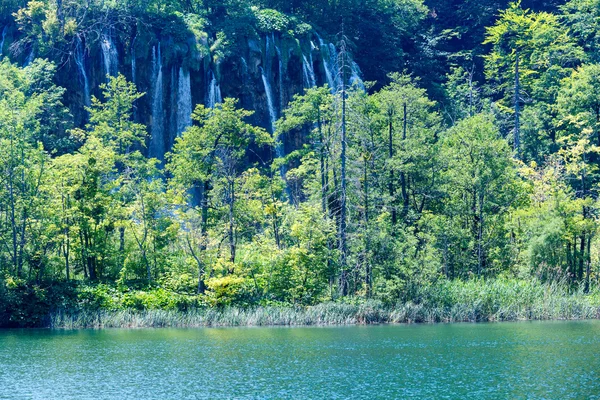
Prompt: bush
<box><xmin>253</xmin><ymin>8</ymin><xmax>289</xmax><ymax>32</ymax></box>
<box><xmin>0</xmin><ymin>277</ymin><xmax>78</xmax><ymax>327</ymax></box>
<box><xmin>205</xmin><ymin>275</ymin><xmax>254</xmax><ymax>307</ymax></box>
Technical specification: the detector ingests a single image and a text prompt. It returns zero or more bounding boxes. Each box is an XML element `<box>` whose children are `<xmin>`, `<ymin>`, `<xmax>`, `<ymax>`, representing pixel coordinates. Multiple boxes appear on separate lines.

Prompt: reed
<box><xmin>49</xmin><ymin>278</ymin><xmax>600</xmax><ymax>328</ymax></box>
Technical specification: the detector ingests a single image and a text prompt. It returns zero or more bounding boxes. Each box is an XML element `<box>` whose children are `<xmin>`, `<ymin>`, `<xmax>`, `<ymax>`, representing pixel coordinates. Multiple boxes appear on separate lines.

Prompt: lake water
<box><xmin>1</xmin><ymin>321</ymin><xmax>599</xmax><ymax>399</ymax></box>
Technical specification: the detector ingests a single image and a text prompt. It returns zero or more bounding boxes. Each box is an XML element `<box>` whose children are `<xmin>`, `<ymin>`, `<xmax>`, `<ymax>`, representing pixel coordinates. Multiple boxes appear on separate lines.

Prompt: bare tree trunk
<box><xmin>197</xmin><ymin>180</ymin><xmax>210</xmax><ymax>293</ymax></box>
<box><xmin>400</xmin><ymin>102</ymin><xmax>409</xmax><ymax>218</ymax></box>
<box><xmin>477</xmin><ymin>191</ymin><xmax>484</xmax><ymax>276</ymax></box>
<box><xmin>585</xmin><ymin>234</ymin><xmax>591</xmax><ymax>293</ymax></box>
<box><xmin>514</xmin><ymin>50</ymin><xmax>521</xmax><ymax>157</ymax></box>
<box><xmin>318</xmin><ymin>113</ymin><xmax>327</xmax><ymax>215</ymax></box>
<box><xmin>363</xmin><ymin>156</ymin><xmax>371</xmax><ymax>296</ymax></box>
<box><xmin>579</xmin><ymin>233</ymin><xmax>585</xmax><ymax>282</ymax></box>
<box><xmin>228</xmin><ymin>178</ymin><xmax>236</xmax><ymax>264</ymax></box>
<box><xmin>339</xmin><ymin>38</ymin><xmax>348</xmax><ymax>296</ymax></box>
<box><xmin>64</xmin><ymin>226</ymin><xmax>70</xmax><ymax>281</ymax></box>
<box><xmin>388</xmin><ymin>112</ymin><xmax>396</xmax><ymax>226</ymax></box>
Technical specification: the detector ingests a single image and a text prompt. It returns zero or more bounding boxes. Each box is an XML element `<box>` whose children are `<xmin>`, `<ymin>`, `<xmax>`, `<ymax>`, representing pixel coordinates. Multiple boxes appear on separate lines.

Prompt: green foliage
<box><xmin>4</xmin><ymin>0</ymin><xmax>600</xmax><ymax>328</ymax></box>
<box><xmin>253</xmin><ymin>7</ymin><xmax>290</xmax><ymax>32</ymax></box>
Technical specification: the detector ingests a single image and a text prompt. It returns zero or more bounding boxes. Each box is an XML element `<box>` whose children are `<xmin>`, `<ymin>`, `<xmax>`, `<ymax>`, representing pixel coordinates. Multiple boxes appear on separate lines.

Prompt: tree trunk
<box><xmin>339</xmin><ymin>39</ymin><xmax>348</xmax><ymax>296</ymax></box>
<box><xmin>514</xmin><ymin>50</ymin><xmax>521</xmax><ymax>157</ymax></box>
<box><xmin>363</xmin><ymin>156</ymin><xmax>371</xmax><ymax>296</ymax></box>
<box><xmin>318</xmin><ymin>113</ymin><xmax>327</xmax><ymax>215</ymax></box>
<box><xmin>119</xmin><ymin>226</ymin><xmax>125</xmax><ymax>271</ymax></box>
<box><xmin>401</xmin><ymin>102</ymin><xmax>409</xmax><ymax>218</ymax></box>
<box><xmin>585</xmin><ymin>234</ymin><xmax>591</xmax><ymax>293</ymax></box>
<box><xmin>477</xmin><ymin>191</ymin><xmax>484</xmax><ymax>276</ymax></box>
<box><xmin>579</xmin><ymin>233</ymin><xmax>585</xmax><ymax>282</ymax></box>
<box><xmin>64</xmin><ymin>226</ymin><xmax>70</xmax><ymax>281</ymax></box>
<box><xmin>388</xmin><ymin>112</ymin><xmax>396</xmax><ymax>226</ymax></box>
<box><xmin>196</xmin><ymin>180</ymin><xmax>210</xmax><ymax>293</ymax></box>
<box><xmin>228</xmin><ymin>179</ymin><xmax>236</xmax><ymax>264</ymax></box>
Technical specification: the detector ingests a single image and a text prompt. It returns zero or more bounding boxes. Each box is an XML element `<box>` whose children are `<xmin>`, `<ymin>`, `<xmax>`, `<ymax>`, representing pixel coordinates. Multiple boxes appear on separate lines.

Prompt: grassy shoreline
<box><xmin>3</xmin><ymin>277</ymin><xmax>599</xmax><ymax>329</ymax></box>
<box><xmin>50</xmin><ymin>296</ymin><xmax>600</xmax><ymax>329</ymax></box>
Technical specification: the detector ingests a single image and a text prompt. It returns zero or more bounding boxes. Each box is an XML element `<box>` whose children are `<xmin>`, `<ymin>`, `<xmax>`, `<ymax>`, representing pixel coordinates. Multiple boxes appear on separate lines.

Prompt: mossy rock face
<box><xmin>0</xmin><ymin>4</ymin><xmax>362</xmax><ymax>162</ymax></box>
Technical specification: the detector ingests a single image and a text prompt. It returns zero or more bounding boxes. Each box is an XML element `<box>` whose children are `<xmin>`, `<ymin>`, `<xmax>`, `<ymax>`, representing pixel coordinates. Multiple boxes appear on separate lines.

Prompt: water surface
<box><xmin>1</xmin><ymin>321</ymin><xmax>599</xmax><ymax>399</ymax></box>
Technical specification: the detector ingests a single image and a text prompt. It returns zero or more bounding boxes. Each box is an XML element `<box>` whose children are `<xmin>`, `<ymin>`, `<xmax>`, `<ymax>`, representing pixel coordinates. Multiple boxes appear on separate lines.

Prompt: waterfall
<box><xmin>328</xmin><ymin>43</ymin><xmax>342</xmax><ymax>91</ymax></box>
<box><xmin>169</xmin><ymin>67</ymin><xmax>177</xmax><ymax>144</ymax></box>
<box><xmin>265</xmin><ymin>34</ymin><xmax>273</xmax><ymax>77</ymax></box>
<box><xmin>150</xmin><ymin>44</ymin><xmax>165</xmax><ymax>160</ymax></box>
<box><xmin>25</xmin><ymin>49</ymin><xmax>35</xmax><ymax>66</ymax></box>
<box><xmin>262</xmin><ymin>34</ymin><xmax>278</xmax><ymax>131</ymax></box>
<box><xmin>240</xmin><ymin>57</ymin><xmax>249</xmax><ymax>88</ymax></box>
<box><xmin>275</xmin><ymin>44</ymin><xmax>285</xmax><ymax>111</ymax></box>
<box><xmin>100</xmin><ymin>33</ymin><xmax>118</xmax><ymax>80</ymax></box>
<box><xmin>241</xmin><ymin>57</ymin><xmax>248</xmax><ymax>75</ymax></box>
<box><xmin>206</xmin><ymin>70</ymin><xmax>222</xmax><ymax>109</ymax></box>
<box><xmin>350</xmin><ymin>61</ymin><xmax>365</xmax><ymax>91</ymax></box>
<box><xmin>0</xmin><ymin>26</ymin><xmax>7</xmax><ymax>59</ymax></box>
<box><xmin>318</xmin><ymin>37</ymin><xmax>337</xmax><ymax>92</ymax></box>
<box><xmin>302</xmin><ymin>54</ymin><xmax>316</xmax><ymax>88</ymax></box>
<box><xmin>261</xmin><ymin>67</ymin><xmax>278</xmax><ymax>136</ymax></box>
<box><xmin>261</xmin><ymin>66</ymin><xmax>284</xmax><ymax>162</ymax></box>
<box><xmin>131</xmin><ymin>35</ymin><xmax>136</xmax><ymax>85</ymax></box>
<box><xmin>177</xmin><ymin>67</ymin><xmax>192</xmax><ymax>135</ymax></box>
<box><xmin>74</xmin><ymin>38</ymin><xmax>90</xmax><ymax>107</ymax></box>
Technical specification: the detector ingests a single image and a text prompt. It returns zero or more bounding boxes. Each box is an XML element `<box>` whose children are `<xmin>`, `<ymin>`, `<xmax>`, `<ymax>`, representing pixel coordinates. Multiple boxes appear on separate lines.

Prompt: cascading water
<box><xmin>74</xmin><ymin>38</ymin><xmax>90</xmax><ymax>108</ymax></box>
<box><xmin>241</xmin><ymin>57</ymin><xmax>249</xmax><ymax>76</ymax></box>
<box><xmin>0</xmin><ymin>26</ymin><xmax>7</xmax><ymax>59</ymax></box>
<box><xmin>169</xmin><ymin>67</ymin><xmax>177</xmax><ymax>144</ymax></box>
<box><xmin>350</xmin><ymin>61</ymin><xmax>365</xmax><ymax>91</ymax></box>
<box><xmin>150</xmin><ymin>44</ymin><xmax>165</xmax><ymax>160</ymax></box>
<box><xmin>25</xmin><ymin>49</ymin><xmax>35</xmax><ymax>66</ymax></box>
<box><xmin>261</xmin><ymin>66</ymin><xmax>284</xmax><ymax>163</ymax></box>
<box><xmin>101</xmin><ymin>33</ymin><xmax>118</xmax><ymax>80</ymax></box>
<box><xmin>261</xmin><ymin>68</ymin><xmax>277</xmax><ymax>134</ymax></box>
<box><xmin>275</xmin><ymin>43</ymin><xmax>285</xmax><ymax>111</ymax></box>
<box><xmin>302</xmin><ymin>54</ymin><xmax>316</xmax><ymax>88</ymax></box>
<box><xmin>262</xmin><ymin>35</ymin><xmax>278</xmax><ymax>132</ymax></box>
<box><xmin>131</xmin><ymin>35</ymin><xmax>136</xmax><ymax>85</ymax></box>
<box><xmin>261</xmin><ymin>34</ymin><xmax>287</xmax><ymax>168</ymax></box>
<box><xmin>265</xmin><ymin>34</ymin><xmax>273</xmax><ymax>77</ymax></box>
<box><xmin>328</xmin><ymin>43</ymin><xmax>342</xmax><ymax>91</ymax></box>
<box><xmin>177</xmin><ymin>67</ymin><xmax>192</xmax><ymax>135</ymax></box>
<box><xmin>240</xmin><ymin>57</ymin><xmax>250</xmax><ymax>89</ymax></box>
<box><xmin>206</xmin><ymin>70</ymin><xmax>222</xmax><ymax>109</ymax></box>
<box><xmin>318</xmin><ymin>37</ymin><xmax>337</xmax><ymax>92</ymax></box>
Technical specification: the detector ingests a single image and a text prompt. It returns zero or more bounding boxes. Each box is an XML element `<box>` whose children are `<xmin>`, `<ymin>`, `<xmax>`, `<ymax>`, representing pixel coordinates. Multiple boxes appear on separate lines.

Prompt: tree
<box><xmin>0</xmin><ymin>60</ymin><xmax>53</xmax><ymax>277</ymax></box>
<box><xmin>53</xmin><ymin>74</ymin><xmax>148</xmax><ymax>280</ymax></box>
<box><xmin>168</xmin><ymin>98</ymin><xmax>270</xmax><ymax>291</ymax></box>
<box><xmin>373</xmin><ymin>73</ymin><xmax>442</xmax><ymax>225</ymax></box>
<box><xmin>557</xmin><ymin>64</ymin><xmax>600</xmax><ymax>146</ymax></box>
<box><xmin>440</xmin><ymin>114</ymin><xmax>520</xmax><ymax>276</ymax></box>
<box><xmin>484</xmin><ymin>1</ymin><xmax>583</xmax><ymax>157</ymax></box>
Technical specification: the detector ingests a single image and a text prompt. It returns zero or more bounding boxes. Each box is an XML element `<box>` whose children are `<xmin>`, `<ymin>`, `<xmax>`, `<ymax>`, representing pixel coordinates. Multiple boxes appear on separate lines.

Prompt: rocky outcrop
<box><xmin>0</xmin><ymin>14</ymin><xmax>363</xmax><ymax>161</ymax></box>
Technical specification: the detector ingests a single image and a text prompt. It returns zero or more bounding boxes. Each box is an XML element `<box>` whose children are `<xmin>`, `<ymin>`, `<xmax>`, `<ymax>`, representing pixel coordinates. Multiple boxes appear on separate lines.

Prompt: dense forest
<box><xmin>1</xmin><ymin>0</ymin><xmax>600</xmax><ymax>327</ymax></box>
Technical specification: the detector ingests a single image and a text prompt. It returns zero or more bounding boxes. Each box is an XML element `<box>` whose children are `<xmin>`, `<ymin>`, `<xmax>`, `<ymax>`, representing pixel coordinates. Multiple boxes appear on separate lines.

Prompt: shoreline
<box><xmin>47</xmin><ymin>300</ymin><xmax>600</xmax><ymax>329</ymax></box>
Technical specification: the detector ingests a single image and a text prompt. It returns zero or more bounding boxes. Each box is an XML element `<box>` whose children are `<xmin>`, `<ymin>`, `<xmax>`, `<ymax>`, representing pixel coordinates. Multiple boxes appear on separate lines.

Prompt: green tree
<box><xmin>168</xmin><ymin>98</ymin><xmax>270</xmax><ymax>291</ymax></box>
<box><xmin>440</xmin><ymin>114</ymin><xmax>520</xmax><ymax>276</ymax></box>
<box><xmin>0</xmin><ymin>60</ymin><xmax>53</xmax><ymax>277</ymax></box>
<box><xmin>484</xmin><ymin>1</ymin><xmax>583</xmax><ymax>157</ymax></box>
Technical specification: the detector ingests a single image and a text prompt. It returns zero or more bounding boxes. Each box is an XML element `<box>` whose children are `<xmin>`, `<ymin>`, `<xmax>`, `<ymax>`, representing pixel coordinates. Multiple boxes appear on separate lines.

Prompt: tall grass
<box><xmin>49</xmin><ymin>279</ymin><xmax>600</xmax><ymax>329</ymax></box>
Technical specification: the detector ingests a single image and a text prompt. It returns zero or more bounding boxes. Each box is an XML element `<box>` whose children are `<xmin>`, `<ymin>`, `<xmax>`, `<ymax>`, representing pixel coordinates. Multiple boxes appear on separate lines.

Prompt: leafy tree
<box><xmin>168</xmin><ymin>98</ymin><xmax>270</xmax><ymax>291</ymax></box>
<box><xmin>439</xmin><ymin>114</ymin><xmax>520</xmax><ymax>276</ymax></box>
<box><xmin>484</xmin><ymin>1</ymin><xmax>583</xmax><ymax>157</ymax></box>
<box><xmin>0</xmin><ymin>60</ymin><xmax>53</xmax><ymax>277</ymax></box>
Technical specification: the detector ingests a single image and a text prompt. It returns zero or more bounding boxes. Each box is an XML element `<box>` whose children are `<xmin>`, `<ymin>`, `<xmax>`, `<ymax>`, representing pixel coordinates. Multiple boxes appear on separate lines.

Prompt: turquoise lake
<box><xmin>1</xmin><ymin>321</ymin><xmax>599</xmax><ymax>399</ymax></box>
